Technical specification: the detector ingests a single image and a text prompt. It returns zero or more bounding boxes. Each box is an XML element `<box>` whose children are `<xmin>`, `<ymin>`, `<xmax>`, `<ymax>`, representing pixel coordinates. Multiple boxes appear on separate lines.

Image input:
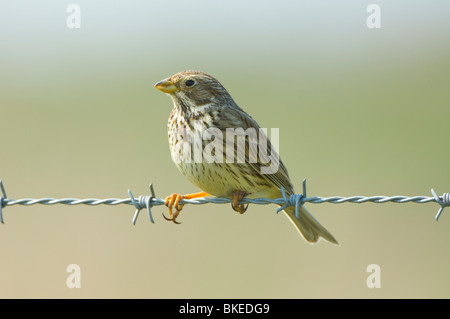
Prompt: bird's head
<box><xmin>155</xmin><ymin>70</ymin><xmax>233</xmax><ymax>114</ymax></box>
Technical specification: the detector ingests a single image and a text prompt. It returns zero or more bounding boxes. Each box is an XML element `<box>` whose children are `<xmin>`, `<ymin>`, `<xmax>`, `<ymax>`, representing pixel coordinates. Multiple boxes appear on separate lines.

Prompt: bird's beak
<box><xmin>154</xmin><ymin>78</ymin><xmax>178</xmax><ymax>93</ymax></box>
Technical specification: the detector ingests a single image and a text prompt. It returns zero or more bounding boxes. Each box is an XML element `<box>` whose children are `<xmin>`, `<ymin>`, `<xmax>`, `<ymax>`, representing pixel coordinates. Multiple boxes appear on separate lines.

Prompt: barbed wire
<box><xmin>0</xmin><ymin>179</ymin><xmax>449</xmax><ymax>225</ymax></box>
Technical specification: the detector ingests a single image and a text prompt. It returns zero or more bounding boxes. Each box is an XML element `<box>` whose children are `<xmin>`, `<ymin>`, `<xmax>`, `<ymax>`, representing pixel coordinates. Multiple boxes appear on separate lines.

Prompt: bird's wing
<box><xmin>220</xmin><ymin>106</ymin><xmax>295</xmax><ymax>196</ymax></box>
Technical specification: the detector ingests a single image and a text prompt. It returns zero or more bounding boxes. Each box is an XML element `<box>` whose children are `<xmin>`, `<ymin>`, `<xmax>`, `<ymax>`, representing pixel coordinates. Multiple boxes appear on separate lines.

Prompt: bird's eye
<box><xmin>185</xmin><ymin>79</ymin><xmax>195</xmax><ymax>87</ymax></box>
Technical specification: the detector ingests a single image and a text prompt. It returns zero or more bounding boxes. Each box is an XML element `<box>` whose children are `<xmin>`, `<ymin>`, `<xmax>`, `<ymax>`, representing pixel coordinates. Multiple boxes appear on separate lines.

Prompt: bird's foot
<box><xmin>163</xmin><ymin>191</ymin><xmax>210</xmax><ymax>223</ymax></box>
<box><xmin>232</xmin><ymin>191</ymin><xmax>249</xmax><ymax>214</ymax></box>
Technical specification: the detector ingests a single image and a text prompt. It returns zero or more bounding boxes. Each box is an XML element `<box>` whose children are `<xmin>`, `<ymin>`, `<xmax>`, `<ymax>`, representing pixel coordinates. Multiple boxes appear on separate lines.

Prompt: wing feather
<box><xmin>219</xmin><ymin>105</ymin><xmax>295</xmax><ymax>196</ymax></box>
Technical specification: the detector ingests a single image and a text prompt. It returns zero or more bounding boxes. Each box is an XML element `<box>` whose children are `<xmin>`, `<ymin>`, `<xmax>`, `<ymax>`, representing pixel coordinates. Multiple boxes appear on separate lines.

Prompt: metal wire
<box><xmin>0</xmin><ymin>179</ymin><xmax>448</xmax><ymax>225</ymax></box>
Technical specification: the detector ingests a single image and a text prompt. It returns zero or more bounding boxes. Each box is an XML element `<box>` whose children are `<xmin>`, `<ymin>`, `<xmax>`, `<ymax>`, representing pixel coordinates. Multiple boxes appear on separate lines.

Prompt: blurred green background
<box><xmin>1</xmin><ymin>0</ymin><xmax>449</xmax><ymax>298</ymax></box>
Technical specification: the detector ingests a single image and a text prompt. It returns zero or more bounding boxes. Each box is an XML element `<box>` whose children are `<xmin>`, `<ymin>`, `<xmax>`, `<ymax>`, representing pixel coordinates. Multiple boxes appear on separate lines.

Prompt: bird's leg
<box><xmin>232</xmin><ymin>191</ymin><xmax>249</xmax><ymax>214</ymax></box>
<box><xmin>163</xmin><ymin>191</ymin><xmax>210</xmax><ymax>224</ymax></box>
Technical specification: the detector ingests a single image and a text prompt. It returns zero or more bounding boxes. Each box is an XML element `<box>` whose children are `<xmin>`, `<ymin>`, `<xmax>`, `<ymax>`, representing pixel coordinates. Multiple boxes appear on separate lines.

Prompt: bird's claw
<box><xmin>232</xmin><ymin>191</ymin><xmax>248</xmax><ymax>214</ymax></box>
<box><xmin>231</xmin><ymin>203</ymin><xmax>249</xmax><ymax>214</ymax></box>
<box><xmin>162</xmin><ymin>211</ymin><xmax>182</xmax><ymax>224</ymax></box>
<box><xmin>164</xmin><ymin>193</ymin><xmax>184</xmax><ymax>224</ymax></box>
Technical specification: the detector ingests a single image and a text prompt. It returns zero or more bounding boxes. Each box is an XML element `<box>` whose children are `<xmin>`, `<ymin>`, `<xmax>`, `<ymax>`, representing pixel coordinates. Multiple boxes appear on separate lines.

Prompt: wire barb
<box><xmin>0</xmin><ymin>180</ymin><xmax>7</xmax><ymax>224</ymax></box>
<box><xmin>128</xmin><ymin>183</ymin><xmax>156</xmax><ymax>225</ymax></box>
<box><xmin>276</xmin><ymin>179</ymin><xmax>308</xmax><ymax>219</ymax></box>
<box><xmin>431</xmin><ymin>189</ymin><xmax>450</xmax><ymax>221</ymax></box>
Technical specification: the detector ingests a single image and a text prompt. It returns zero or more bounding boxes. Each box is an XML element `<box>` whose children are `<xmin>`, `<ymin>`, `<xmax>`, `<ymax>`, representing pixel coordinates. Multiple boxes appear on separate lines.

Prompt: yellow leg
<box><xmin>163</xmin><ymin>191</ymin><xmax>210</xmax><ymax>223</ymax></box>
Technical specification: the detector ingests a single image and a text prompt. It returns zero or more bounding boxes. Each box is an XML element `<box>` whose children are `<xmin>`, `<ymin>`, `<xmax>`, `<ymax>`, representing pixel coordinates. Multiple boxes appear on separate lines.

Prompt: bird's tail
<box><xmin>282</xmin><ymin>205</ymin><xmax>339</xmax><ymax>245</ymax></box>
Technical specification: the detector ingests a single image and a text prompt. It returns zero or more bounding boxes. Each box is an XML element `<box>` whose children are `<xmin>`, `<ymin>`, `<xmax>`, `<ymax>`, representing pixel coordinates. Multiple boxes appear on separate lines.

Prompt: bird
<box><xmin>154</xmin><ymin>70</ymin><xmax>338</xmax><ymax>245</ymax></box>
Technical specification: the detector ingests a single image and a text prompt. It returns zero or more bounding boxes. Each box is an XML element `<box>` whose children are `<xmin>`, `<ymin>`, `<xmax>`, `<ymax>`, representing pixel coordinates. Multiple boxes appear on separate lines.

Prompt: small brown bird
<box><xmin>154</xmin><ymin>70</ymin><xmax>338</xmax><ymax>245</ymax></box>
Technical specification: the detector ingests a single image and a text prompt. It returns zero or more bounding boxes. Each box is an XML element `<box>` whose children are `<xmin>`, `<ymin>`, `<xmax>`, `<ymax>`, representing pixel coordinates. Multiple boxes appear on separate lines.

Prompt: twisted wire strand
<box><xmin>3</xmin><ymin>198</ymin><xmax>134</xmax><ymax>206</ymax></box>
<box><xmin>0</xmin><ymin>194</ymin><xmax>440</xmax><ymax>207</ymax></box>
<box><xmin>0</xmin><ymin>179</ymin><xmax>448</xmax><ymax>224</ymax></box>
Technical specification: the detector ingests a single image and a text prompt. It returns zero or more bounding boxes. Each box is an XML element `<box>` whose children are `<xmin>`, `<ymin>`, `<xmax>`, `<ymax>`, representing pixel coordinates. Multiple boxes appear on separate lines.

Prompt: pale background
<box><xmin>1</xmin><ymin>0</ymin><xmax>449</xmax><ymax>298</ymax></box>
